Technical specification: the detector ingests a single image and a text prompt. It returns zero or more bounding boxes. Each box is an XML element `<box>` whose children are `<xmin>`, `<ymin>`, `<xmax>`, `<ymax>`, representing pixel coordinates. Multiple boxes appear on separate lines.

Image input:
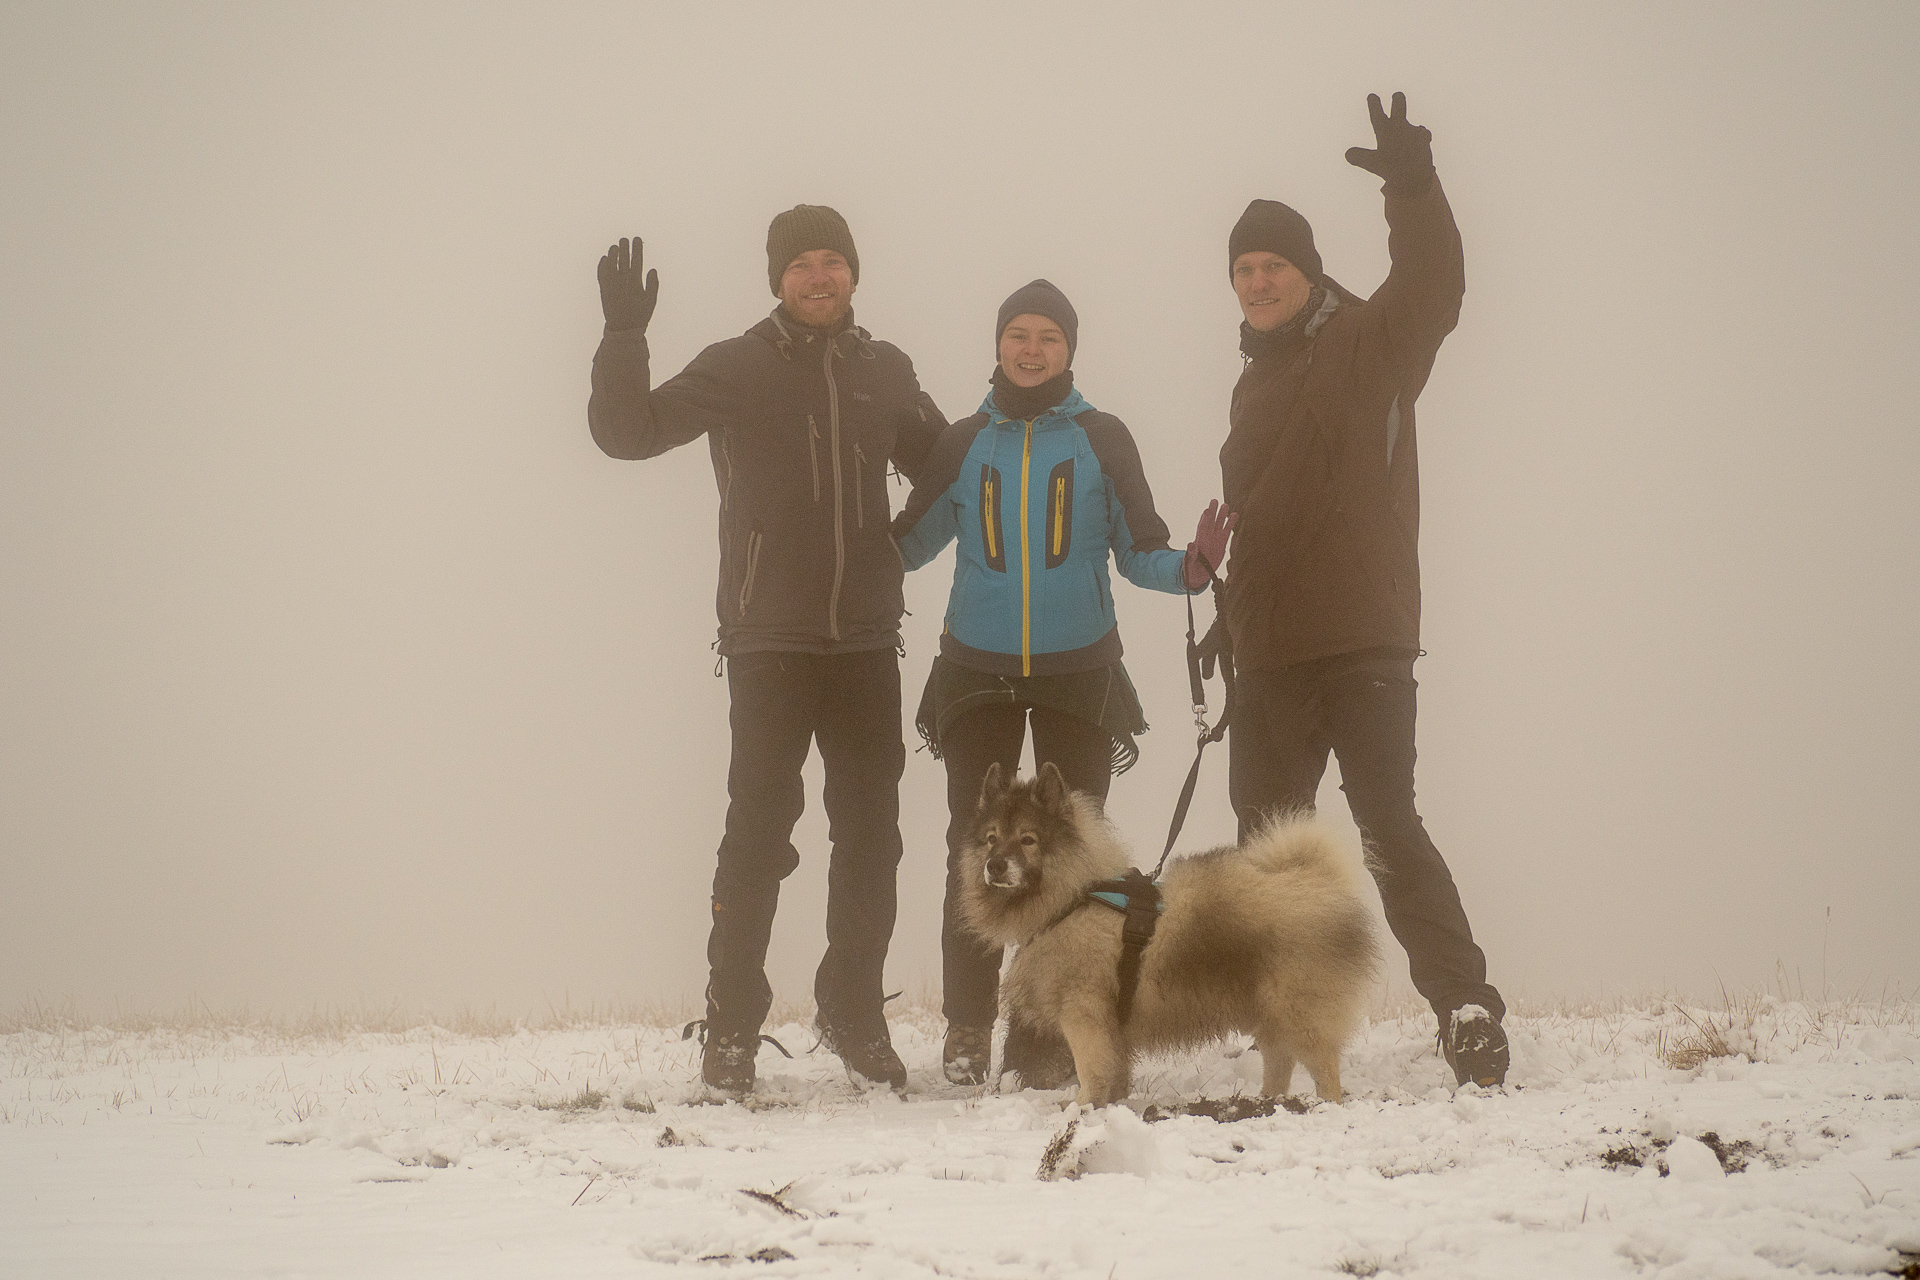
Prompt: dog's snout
<box><xmin>983</xmin><ymin>852</ymin><xmax>1025</xmax><ymax>889</ymax></box>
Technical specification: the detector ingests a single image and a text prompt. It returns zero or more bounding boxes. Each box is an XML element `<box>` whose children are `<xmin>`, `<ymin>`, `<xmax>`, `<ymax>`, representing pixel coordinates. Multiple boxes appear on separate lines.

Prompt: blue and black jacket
<box><xmin>891</xmin><ymin>386</ymin><xmax>1192</xmax><ymax>678</ymax></box>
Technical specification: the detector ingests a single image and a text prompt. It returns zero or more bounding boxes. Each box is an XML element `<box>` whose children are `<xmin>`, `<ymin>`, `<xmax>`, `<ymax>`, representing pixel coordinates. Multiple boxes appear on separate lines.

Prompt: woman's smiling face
<box><xmin>997</xmin><ymin>314</ymin><xmax>1070</xmax><ymax>388</ymax></box>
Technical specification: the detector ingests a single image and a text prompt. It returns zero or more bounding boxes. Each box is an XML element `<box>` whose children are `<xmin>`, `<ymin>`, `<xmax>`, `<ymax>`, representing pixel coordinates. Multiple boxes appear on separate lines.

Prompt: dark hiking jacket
<box><xmin>589</xmin><ymin>309</ymin><xmax>945</xmax><ymax>655</ymax></box>
<box><xmin>1221</xmin><ymin>175</ymin><xmax>1465</xmax><ymax>671</ymax></box>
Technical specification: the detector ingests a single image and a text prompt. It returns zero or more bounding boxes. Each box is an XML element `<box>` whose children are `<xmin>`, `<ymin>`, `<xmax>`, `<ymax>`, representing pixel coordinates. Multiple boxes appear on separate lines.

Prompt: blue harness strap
<box><xmin>1088</xmin><ymin>889</ymin><xmax>1165</xmax><ymax>913</ymax></box>
<box><xmin>1087</xmin><ymin>869</ymin><xmax>1163</xmax><ymax>1024</ymax></box>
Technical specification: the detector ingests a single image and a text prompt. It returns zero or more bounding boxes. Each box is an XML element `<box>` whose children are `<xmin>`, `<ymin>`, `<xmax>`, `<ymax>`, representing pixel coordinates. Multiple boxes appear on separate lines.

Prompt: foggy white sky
<box><xmin>4</xmin><ymin>2</ymin><xmax>1916</xmax><ymax>1018</ymax></box>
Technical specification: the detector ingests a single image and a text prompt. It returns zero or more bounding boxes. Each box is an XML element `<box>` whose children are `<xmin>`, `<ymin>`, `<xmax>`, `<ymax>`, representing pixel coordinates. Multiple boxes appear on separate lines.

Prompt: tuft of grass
<box><xmin>1659</xmin><ymin>1006</ymin><xmax>1734</xmax><ymax>1071</ymax></box>
<box><xmin>536</xmin><ymin>1084</ymin><xmax>608</xmax><ymax>1113</ymax></box>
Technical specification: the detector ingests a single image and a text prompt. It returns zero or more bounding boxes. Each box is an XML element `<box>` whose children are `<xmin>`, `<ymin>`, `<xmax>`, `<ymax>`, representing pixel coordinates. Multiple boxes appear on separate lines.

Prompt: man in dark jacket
<box><xmin>588</xmin><ymin>205</ymin><xmax>945</xmax><ymax>1095</ymax></box>
<box><xmin>1218</xmin><ymin>94</ymin><xmax>1509</xmax><ymax>1087</ymax></box>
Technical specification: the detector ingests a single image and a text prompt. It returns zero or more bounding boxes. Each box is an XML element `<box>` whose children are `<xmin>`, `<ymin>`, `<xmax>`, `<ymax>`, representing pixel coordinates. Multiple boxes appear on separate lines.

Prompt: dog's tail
<box><xmin>1241</xmin><ymin>812</ymin><xmax>1357</xmax><ymax>880</ymax></box>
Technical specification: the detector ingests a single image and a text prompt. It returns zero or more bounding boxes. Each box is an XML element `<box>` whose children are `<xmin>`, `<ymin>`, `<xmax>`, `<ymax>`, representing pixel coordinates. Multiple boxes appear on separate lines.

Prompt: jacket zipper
<box><xmin>1052</xmin><ymin>475</ymin><xmax>1065</xmax><ymax>557</ymax></box>
<box><xmin>738</xmin><ymin>528</ymin><xmax>762</xmax><ymax>615</ymax></box>
<box><xmin>854</xmin><ymin>442</ymin><xmax>866</xmax><ymax>529</ymax></box>
<box><xmin>808</xmin><ymin>415</ymin><xmax>821</xmax><ymax>503</ymax></box>
<box><xmin>983</xmin><ymin>477</ymin><xmax>997</xmax><ymax>559</ymax></box>
<box><xmin>718</xmin><ymin>432</ymin><xmax>737</xmax><ymax>593</ymax></box>
<box><xmin>824</xmin><ymin>339</ymin><xmax>845</xmax><ymax>641</ymax></box>
<box><xmin>1019</xmin><ymin>418</ymin><xmax>1034</xmax><ymax>677</ymax></box>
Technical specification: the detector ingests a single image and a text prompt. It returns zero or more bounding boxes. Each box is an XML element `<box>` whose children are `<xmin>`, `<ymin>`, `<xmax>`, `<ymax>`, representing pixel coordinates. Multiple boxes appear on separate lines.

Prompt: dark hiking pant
<box><xmin>1228</xmin><ymin>648</ymin><xmax>1505</xmax><ymax>1024</ymax></box>
<box><xmin>704</xmin><ymin>648</ymin><xmax>906</xmax><ymax>1037</ymax></box>
<box><xmin>938</xmin><ymin>702</ymin><xmax>1114</xmax><ymax>1029</ymax></box>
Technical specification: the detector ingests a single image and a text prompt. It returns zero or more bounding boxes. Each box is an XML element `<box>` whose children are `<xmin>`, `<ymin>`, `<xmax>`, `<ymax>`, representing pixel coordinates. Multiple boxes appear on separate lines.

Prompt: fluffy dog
<box><xmin>958</xmin><ymin>761</ymin><xmax>1379</xmax><ymax>1107</ymax></box>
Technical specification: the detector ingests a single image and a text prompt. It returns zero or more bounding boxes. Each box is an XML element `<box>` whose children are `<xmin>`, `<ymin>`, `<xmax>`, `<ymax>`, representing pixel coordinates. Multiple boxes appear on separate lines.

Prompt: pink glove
<box><xmin>1183</xmin><ymin>499</ymin><xmax>1236</xmax><ymax>589</ymax></box>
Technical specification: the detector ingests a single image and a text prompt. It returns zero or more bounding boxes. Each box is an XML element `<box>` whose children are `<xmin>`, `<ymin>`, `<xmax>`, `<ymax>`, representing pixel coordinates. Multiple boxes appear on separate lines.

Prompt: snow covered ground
<box><xmin>4</xmin><ymin>996</ymin><xmax>1918</xmax><ymax>1279</ymax></box>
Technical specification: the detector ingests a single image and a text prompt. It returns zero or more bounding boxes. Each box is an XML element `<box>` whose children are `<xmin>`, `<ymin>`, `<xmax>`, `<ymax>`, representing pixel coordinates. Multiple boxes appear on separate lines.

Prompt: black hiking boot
<box><xmin>1441</xmin><ymin>1006</ymin><xmax>1509</xmax><ymax>1088</ymax></box>
<box><xmin>815</xmin><ymin>1015</ymin><xmax>907</xmax><ymax>1093</ymax></box>
<box><xmin>683</xmin><ymin>1020</ymin><xmax>789</xmax><ymax>1096</ymax></box>
<box><xmin>1003</xmin><ymin>1020</ymin><xmax>1076</xmax><ymax>1091</ymax></box>
<box><xmin>942</xmin><ymin>1024</ymin><xmax>992</xmax><ymax>1086</ymax></box>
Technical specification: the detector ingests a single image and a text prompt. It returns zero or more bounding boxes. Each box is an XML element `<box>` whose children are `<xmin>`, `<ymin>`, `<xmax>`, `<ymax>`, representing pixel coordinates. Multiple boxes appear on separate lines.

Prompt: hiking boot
<box><xmin>683</xmin><ymin>1020</ymin><xmax>792</xmax><ymax>1096</ymax></box>
<box><xmin>815</xmin><ymin>1016</ymin><xmax>907</xmax><ymax>1093</ymax></box>
<box><xmin>942</xmin><ymin>1024</ymin><xmax>992</xmax><ymax>1085</ymax></box>
<box><xmin>1441</xmin><ymin>1006</ymin><xmax>1509</xmax><ymax>1088</ymax></box>
<box><xmin>1002</xmin><ymin>1020</ymin><xmax>1076</xmax><ymax>1091</ymax></box>
<box><xmin>684</xmin><ymin>1020</ymin><xmax>758</xmax><ymax>1095</ymax></box>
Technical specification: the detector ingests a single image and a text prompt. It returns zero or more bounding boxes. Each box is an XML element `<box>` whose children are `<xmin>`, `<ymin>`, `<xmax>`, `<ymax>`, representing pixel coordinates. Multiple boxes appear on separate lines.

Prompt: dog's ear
<box><xmin>978</xmin><ymin>762</ymin><xmax>1006</xmax><ymax>811</ymax></box>
<box><xmin>1034</xmin><ymin>761</ymin><xmax>1069</xmax><ymax>814</ymax></box>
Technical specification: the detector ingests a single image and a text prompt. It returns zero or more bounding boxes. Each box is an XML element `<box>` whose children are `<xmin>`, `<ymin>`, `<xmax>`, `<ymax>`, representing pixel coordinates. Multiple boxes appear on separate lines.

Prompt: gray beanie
<box><xmin>766</xmin><ymin>204</ymin><xmax>860</xmax><ymax>295</ymax></box>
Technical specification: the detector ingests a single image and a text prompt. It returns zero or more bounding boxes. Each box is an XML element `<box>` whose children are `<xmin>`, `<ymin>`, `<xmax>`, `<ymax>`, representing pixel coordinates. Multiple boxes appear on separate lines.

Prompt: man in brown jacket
<box><xmin>1219</xmin><ymin>93</ymin><xmax>1508</xmax><ymax>1087</ymax></box>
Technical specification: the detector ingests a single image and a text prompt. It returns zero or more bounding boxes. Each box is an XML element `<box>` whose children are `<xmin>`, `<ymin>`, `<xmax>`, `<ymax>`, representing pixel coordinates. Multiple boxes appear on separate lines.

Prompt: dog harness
<box><xmin>1076</xmin><ymin>567</ymin><xmax>1226</xmax><ymax>1027</ymax></box>
<box><xmin>1085</xmin><ymin>868</ymin><xmax>1164</xmax><ymax>1025</ymax></box>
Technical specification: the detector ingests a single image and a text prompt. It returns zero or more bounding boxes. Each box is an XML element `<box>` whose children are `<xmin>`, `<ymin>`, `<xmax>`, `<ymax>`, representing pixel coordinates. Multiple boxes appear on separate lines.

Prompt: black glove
<box><xmin>1344</xmin><ymin>91</ymin><xmax>1434</xmax><ymax>197</ymax></box>
<box><xmin>597</xmin><ymin>236</ymin><xmax>659</xmax><ymax>332</ymax></box>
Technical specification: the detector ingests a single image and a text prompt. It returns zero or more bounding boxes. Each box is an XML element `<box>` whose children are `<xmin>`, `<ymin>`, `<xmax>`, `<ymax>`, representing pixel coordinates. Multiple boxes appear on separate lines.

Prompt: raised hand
<box><xmin>1344</xmin><ymin>91</ymin><xmax>1435</xmax><ymax>195</ymax></box>
<box><xmin>1184</xmin><ymin>499</ymin><xmax>1237</xmax><ymax>588</ymax></box>
<box><xmin>597</xmin><ymin>236</ymin><xmax>660</xmax><ymax>332</ymax></box>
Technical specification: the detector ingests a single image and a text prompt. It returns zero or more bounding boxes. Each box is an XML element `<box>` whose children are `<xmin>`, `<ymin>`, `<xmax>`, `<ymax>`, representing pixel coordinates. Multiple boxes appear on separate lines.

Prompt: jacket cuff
<box><xmin>1382</xmin><ymin>166</ymin><xmax>1438</xmax><ymax>201</ymax></box>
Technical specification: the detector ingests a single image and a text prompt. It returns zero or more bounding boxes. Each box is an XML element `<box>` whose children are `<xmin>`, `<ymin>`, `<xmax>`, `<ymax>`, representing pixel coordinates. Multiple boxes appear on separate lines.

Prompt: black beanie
<box><xmin>1228</xmin><ymin>199</ymin><xmax>1323</xmax><ymax>284</ymax></box>
<box><xmin>766</xmin><ymin>205</ymin><xmax>860</xmax><ymax>295</ymax></box>
<box><xmin>995</xmin><ymin>278</ymin><xmax>1079</xmax><ymax>365</ymax></box>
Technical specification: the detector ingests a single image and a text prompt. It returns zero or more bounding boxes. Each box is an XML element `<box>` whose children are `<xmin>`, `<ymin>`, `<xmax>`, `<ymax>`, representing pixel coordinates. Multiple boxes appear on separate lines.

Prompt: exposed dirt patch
<box><xmin>1142</xmin><ymin>1095</ymin><xmax>1310</xmax><ymax>1123</ymax></box>
<box><xmin>1695</xmin><ymin>1130</ymin><xmax>1760</xmax><ymax>1173</ymax></box>
<box><xmin>1599</xmin><ymin>1131</ymin><xmax>1761</xmax><ymax>1175</ymax></box>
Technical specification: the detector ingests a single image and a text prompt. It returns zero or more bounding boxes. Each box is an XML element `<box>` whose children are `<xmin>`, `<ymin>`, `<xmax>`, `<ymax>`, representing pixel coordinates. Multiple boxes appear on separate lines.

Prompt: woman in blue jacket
<box><xmin>891</xmin><ymin>279</ymin><xmax>1232</xmax><ymax>1086</ymax></box>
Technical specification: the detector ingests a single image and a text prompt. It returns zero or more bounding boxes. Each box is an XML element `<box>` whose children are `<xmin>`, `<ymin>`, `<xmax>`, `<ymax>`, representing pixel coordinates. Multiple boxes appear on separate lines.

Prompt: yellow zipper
<box><xmin>1019</xmin><ymin>419</ymin><xmax>1033</xmax><ymax>676</ymax></box>
<box><xmin>1052</xmin><ymin>477</ymin><xmax>1065</xmax><ymax>556</ymax></box>
<box><xmin>983</xmin><ymin>479</ymin><xmax>997</xmax><ymax>558</ymax></box>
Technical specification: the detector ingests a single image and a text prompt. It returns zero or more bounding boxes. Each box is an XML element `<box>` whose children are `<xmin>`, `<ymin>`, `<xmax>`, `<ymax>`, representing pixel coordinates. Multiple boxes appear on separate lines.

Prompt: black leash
<box><xmin>1079</xmin><ymin>566</ymin><xmax>1234</xmax><ymax>1026</ymax></box>
<box><xmin>1151</xmin><ymin>572</ymin><xmax>1234</xmax><ymax>881</ymax></box>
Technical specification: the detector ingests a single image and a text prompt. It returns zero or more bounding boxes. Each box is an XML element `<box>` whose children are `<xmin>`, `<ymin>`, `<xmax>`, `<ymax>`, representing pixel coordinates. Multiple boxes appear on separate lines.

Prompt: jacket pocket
<box><xmin>1044</xmin><ymin>458</ymin><xmax>1074</xmax><ymax>570</ymax></box>
<box><xmin>808</xmin><ymin>416</ymin><xmax>821</xmax><ymax>503</ymax></box>
<box><xmin>979</xmin><ymin>463</ymin><xmax>1006</xmax><ymax>573</ymax></box>
<box><xmin>854</xmin><ymin>442</ymin><xmax>867</xmax><ymax>529</ymax></box>
<box><xmin>738</xmin><ymin>524</ymin><xmax>764</xmax><ymax>617</ymax></box>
